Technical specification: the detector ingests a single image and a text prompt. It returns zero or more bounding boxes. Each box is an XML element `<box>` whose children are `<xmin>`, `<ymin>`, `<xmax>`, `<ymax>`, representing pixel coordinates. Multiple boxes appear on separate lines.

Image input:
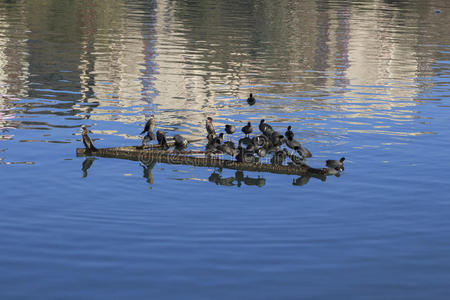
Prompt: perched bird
<box><xmin>271</xmin><ymin>149</ymin><xmax>289</xmax><ymax>165</ymax></box>
<box><xmin>217</xmin><ymin>143</ymin><xmax>238</xmax><ymax>157</ymax></box>
<box><xmin>140</xmin><ymin>115</ymin><xmax>155</xmax><ymax>135</ymax></box>
<box><xmin>213</xmin><ymin>133</ymin><xmax>224</xmax><ymax>145</ymax></box>
<box><xmin>286</xmin><ymin>136</ymin><xmax>312</xmax><ymax>158</ymax></box>
<box><xmin>285</xmin><ymin>126</ymin><xmax>294</xmax><ymax>140</ymax></box>
<box><xmin>285</xmin><ymin>136</ymin><xmax>301</xmax><ymax>151</ymax></box>
<box><xmin>235</xmin><ymin>145</ymin><xmax>255</xmax><ymax>163</ymax></box>
<box><xmin>247</xmin><ymin>93</ymin><xmax>256</xmax><ymax>105</ymax></box>
<box><xmin>270</xmin><ymin>131</ymin><xmax>285</xmax><ymax>147</ymax></box>
<box><xmin>174</xmin><ymin>134</ymin><xmax>188</xmax><ymax>149</ymax></box>
<box><xmin>225</xmin><ymin>124</ymin><xmax>235</xmax><ymax>140</ymax></box>
<box><xmin>156</xmin><ymin>130</ymin><xmax>169</xmax><ymax>150</ymax></box>
<box><xmin>206</xmin><ymin>117</ymin><xmax>216</xmax><ymax>136</ymax></box>
<box><xmin>81</xmin><ymin>125</ymin><xmax>97</xmax><ymax>152</ymax></box>
<box><xmin>259</xmin><ymin>119</ymin><xmax>273</xmax><ymax>135</ymax></box>
<box><xmin>326</xmin><ymin>157</ymin><xmax>345</xmax><ymax>171</ymax></box>
<box><xmin>142</xmin><ymin>131</ymin><xmax>156</xmax><ymax>146</ymax></box>
<box><xmin>206</xmin><ymin>133</ymin><xmax>216</xmax><ymax>144</ymax></box>
<box><xmin>241</xmin><ymin>122</ymin><xmax>253</xmax><ymax>137</ymax></box>
<box><xmin>252</xmin><ymin>135</ymin><xmax>267</xmax><ymax>147</ymax></box>
<box><xmin>256</xmin><ymin>147</ymin><xmax>267</xmax><ymax>158</ymax></box>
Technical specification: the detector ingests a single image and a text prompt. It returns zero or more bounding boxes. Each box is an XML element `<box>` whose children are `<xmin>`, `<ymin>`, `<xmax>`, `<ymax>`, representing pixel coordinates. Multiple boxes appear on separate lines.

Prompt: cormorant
<box><xmin>81</xmin><ymin>125</ymin><xmax>97</xmax><ymax>152</ymax></box>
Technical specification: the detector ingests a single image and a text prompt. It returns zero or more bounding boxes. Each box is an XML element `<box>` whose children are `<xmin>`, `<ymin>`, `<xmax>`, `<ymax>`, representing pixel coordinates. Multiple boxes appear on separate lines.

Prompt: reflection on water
<box><xmin>0</xmin><ymin>0</ymin><xmax>447</xmax><ymax>144</ymax></box>
<box><xmin>1</xmin><ymin>0</ymin><xmax>450</xmax><ymax>299</ymax></box>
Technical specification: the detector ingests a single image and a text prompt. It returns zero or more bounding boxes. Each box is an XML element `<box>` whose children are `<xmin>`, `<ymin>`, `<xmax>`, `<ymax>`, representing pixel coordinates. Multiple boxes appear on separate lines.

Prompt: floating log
<box><xmin>76</xmin><ymin>143</ymin><xmax>329</xmax><ymax>177</ymax></box>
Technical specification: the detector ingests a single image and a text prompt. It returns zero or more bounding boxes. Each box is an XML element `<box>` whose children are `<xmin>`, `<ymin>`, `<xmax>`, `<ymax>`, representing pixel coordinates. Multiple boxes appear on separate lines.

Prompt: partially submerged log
<box><xmin>76</xmin><ymin>143</ymin><xmax>329</xmax><ymax>177</ymax></box>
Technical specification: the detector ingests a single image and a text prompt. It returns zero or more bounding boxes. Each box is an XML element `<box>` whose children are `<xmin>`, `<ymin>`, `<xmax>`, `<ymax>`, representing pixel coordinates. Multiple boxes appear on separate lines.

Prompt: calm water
<box><xmin>1</xmin><ymin>0</ymin><xmax>450</xmax><ymax>298</ymax></box>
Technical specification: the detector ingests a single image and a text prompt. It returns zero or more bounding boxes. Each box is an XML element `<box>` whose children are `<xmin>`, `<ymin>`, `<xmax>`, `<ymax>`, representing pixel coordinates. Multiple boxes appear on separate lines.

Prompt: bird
<box><xmin>206</xmin><ymin>117</ymin><xmax>216</xmax><ymax>136</ymax></box>
<box><xmin>156</xmin><ymin>130</ymin><xmax>169</xmax><ymax>150</ymax></box>
<box><xmin>225</xmin><ymin>124</ymin><xmax>235</xmax><ymax>140</ymax></box>
<box><xmin>252</xmin><ymin>135</ymin><xmax>267</xmax><ymax>147</ymax></box>
<box><xmin>256</xmin><ymin>147</ymin><xmax>267</xmax><ymax>158</ymax></box>
<box><xmin>140</xmin><ymin>115</ymin><xmax>155</xmax><ymax>135</ymax></box>
<box><xmin>81</xmin><ymin>125</ymin><xmax>97</xmax><ymax>152</ymax></box>
<box><xmin>213</xmin><ymin>132</ymin><xmax>224</xmax><ymax>145</ymax></box>
<box><xmin>142</xmin><ymin>131</ymin><xmax>156</xmax><ymax>146</ymax></box>
<box><xmin>326</xmin><ymin>157</ymin><xmax>345</xmax><ymax>171</ymax></box>
<box><xmin>285</xmin><ymin>126</ymin><xmax>294</xmax><ymax>140</ymax></box>
<box><xmin>217</xmin><ymin>142</ymin><xmax>238</xmax><ymax>157</ymax></box>
<box><xmin>270</xmin><ymin>131</ymin><xmax>285</xmax><ymax>147</ymax></box>
<box><xmin>286</xmin><ymin>136</ymin><xmax>312</xmax><ymax>158</ymax></box>
<box><xmin>241</xmin><ymin>122</ymin><xmax>253</xmax><ymax>137</ymax></box>
<box><xmin>259</xmin><ymin>119</ymin><xmax>273</xmax><ymax>135</ymax></box>
<box><xmin>325</xmin><ymin>167</ymin><xmax>340</xmax><ymax>176</ymax></box>
<box><xmin>285</xmin><ymin>136</ymin><xmax>301</xmax><ymax>151</ymax></box>
<box><xmin>173</xmin><ymin>134</ymin><xmax>188</xmax><ymax>148</ymax></box>
<box><xmin>271</xmin><ymin>149</ymin><xmax>289</xmax><ymax>165</ymax></box>
<box><xmin>247</xmin><ymin>93</ymin><xmax>256</xmax><ymax>105</ymax></box>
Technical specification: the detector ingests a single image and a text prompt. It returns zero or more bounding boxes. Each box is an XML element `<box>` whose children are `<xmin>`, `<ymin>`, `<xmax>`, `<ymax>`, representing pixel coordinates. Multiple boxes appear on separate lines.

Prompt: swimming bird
<box><xmin>285</xmin><ymin>126</ymin><xmax>294</xmax><ymax>140</ymax></box>
<box><xmin>225</xmin><ymin>124</ymin><xmax>235</xmax><ymax>140</ymax></box>
<box><xmin>81</xmin><ymin>125</ymin><xmax>97</xmax><ymax>152</ymax></box>
<box><xmin>241</xmin><ymin>122</ymin><xmax>253</xmax><ymax>137</ymax></box>
<box><xmin>326</xmin><ymin>157</ymin><xmax>345</xmax><ymax>171</ymax></box>
<box><xmin>247</xmin><ymin>93</ymin><xmax>256</xmax><ymax>105</ymax></box>
<box><xmin>140</xmin><ymin>115</ymin><xmax>155</xmax><ymax>135</ymax></box>
<box><xmin>156</xmin><ymin>130</ymin><xmax>169</xmax><ymax>150</ymax></box>
<box><xmin>142</xmin><ymin>131</ymin><xmax>156</xmax><ymax>146</ymax></box>
<box><xmin>206</xmin><ymin>117</ymin><xmax>216</xmax><ymax>136</ymax></box>
<box><xmin>173</xmin><ymin>134</ymin><xmax>188</xmax><ymax>148</ymax></box>
<box><xmin>325</xmin><ymin>167</ymin><xmax>340</xmax><ymax>176</ymax></box>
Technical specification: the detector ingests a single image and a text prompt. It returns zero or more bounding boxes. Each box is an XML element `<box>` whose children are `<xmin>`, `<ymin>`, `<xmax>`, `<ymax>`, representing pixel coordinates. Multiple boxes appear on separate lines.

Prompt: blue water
<box><xmin>1</xmin><ymin>0</ymin><xmax>450</xmax><ymax>299</ymax></box>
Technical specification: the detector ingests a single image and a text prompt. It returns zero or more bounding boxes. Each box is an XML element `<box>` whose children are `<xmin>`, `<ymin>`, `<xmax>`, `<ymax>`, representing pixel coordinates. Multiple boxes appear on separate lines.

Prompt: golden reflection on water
<box><xmin>0</xmin><ymin>0</ymin><xmax>447</xmax><ymax>143</ymax></box>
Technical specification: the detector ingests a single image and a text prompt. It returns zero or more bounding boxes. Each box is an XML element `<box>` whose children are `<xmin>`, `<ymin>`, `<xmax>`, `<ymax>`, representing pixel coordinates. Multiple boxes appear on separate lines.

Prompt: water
<box><xmin>1</xmin><ymin>0</ymin><xmax>450</xmax><ymax>298</ymax></box>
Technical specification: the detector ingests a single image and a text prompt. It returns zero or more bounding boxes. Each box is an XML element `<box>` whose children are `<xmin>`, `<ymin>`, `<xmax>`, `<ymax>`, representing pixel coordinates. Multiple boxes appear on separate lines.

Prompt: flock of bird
<box><xmin>81</xmin><ymin>94</ymin><xmax>345</xmax><ymax>174</ymax></box>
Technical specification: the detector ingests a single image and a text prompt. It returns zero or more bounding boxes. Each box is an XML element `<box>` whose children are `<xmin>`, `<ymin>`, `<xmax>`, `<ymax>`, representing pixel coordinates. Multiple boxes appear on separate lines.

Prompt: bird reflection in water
<box><xmin>141</xmin><ymin>161</ymin><xmax>156</xmax><ymax>185</ymax></box>
<box><xmin>208</xmin><ymin>170</ymin><xmax>266</xmax><ymax>187</ymax></box>
<box><xmin>81</xmin><ymin>157</ymin><xmax>96</xmax><ymax>177</ymax></box>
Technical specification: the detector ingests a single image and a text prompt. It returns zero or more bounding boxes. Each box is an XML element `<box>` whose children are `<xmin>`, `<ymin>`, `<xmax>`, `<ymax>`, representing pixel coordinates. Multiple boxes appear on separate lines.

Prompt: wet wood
<box><xmin>76</xmin><ymin>143</ymin><xmax>329</xmax><ymax>176</ymax></box>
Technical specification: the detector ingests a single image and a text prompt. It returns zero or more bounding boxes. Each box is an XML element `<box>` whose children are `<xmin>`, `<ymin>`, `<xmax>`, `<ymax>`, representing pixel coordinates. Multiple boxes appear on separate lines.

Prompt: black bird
<box><xmin>140</xmin><ymin>115</ymin><xmax>155</xmax><ymax>135</ymax></box>
<box><xmin>297</xmin><ymin>145</ymin><xmax>312</xmax><ymax>159</ymax></box>
<box><xmin>142</xmin><ymin>131</ymin><xmax>156</xmax><ymax>146</ymax></box>
<box><xmin>271</xmin><ymin>149</ymin><xmax>289</xmax><ymax>165</ymax></box>
<box><xmin>286</xmin><ymin>136</ymin><xmax>312</xmax><ymax>158</ymax></box>
<box><xmin>241</xmin><ymin>122</ymin><xmax>253</xmax><ymax>137</ymax></box>
<box><xmin>252</xmin><ymin>135</ymin><xmax>267</xmax><ymax>147</ymax></box>
<box><xmin>225</xmin><ymin>124</ymin><xmax>235</xmax><ymax>140</ymax></box>
<box><xmin>259</xmin><ymin>119</ymin><xmax>273</xmax><ymax>135</ymax></box>
<box><xmin>81</xmin><ymin>125</ymin><xmax>97</xmax><ymax>152</ymax></box>
<box><xmin>174</xmin><ymin>134</ymin><xmax>188</xmax><ymax>148</ymax></box>
<box><xmin>156</xmin><ymin>130</ymin><xmax>169</xmax><ymax>150</ymax></box>
<box><xmin>213</xmin><ymin>133</ymin><xmax>224</xmax><ymax>145</ymax></box>
<box><xmin>247</xmin><ymin>93</ymin><xmax>256</xmax><ymax>105</ymax></box>
<box><xmin>217</xmin><ymin>143</ymin><xmax>238</xmax><ymax>157</ymax></box>
<box><xmin>326</xmin><ymin>157</ymin><xmax>345</xmax><ymax>171</ymax></box>
<box><xmin>206</xmin><ymin>117</ymin><xmax>216</xmax><ymax>136</ymax></box>
<box><xmin>285</xmin><ymin>126</ymin><xmax>294</xmax><ymax>140</ymax></box>
<box><xmin>270</xmin><ymin>131</ymin><xmax>285</xmax><ymax>148</ymax></box>
<box><xmin>256</xmin><ymin>147</ymin><xmax>267</xmax><ymax>158</ymax></box>
<box><xmin>207</xmin><ymin>133</ymin><xmax>216</xmax><ymax>144</ymax></box>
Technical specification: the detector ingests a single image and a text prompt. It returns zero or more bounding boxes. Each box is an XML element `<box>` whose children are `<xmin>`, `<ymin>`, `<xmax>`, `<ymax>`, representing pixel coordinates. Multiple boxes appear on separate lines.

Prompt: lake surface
<box><xmin>1</xmin><ymin>0</ymin><xmax>450</xmax><ymax>299</ymax></box>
